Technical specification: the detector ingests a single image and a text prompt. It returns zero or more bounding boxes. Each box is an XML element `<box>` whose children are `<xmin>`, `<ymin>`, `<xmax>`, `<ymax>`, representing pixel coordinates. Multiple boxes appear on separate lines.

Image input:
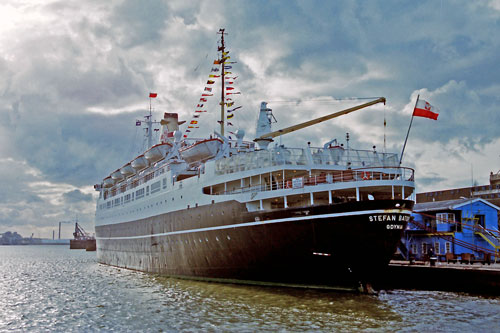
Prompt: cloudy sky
<box><xmin>1</xmin><ymin>0</ymin><xmax>499</xmax><ymax>238</ymax></box>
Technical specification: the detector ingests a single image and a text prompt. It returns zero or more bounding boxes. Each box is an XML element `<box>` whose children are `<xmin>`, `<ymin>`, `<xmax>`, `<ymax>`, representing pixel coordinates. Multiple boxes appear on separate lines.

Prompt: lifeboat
<box><xmin>145</xmin><ymin>142</ymin><xmax>171</xmax><ymax>163</ymax></box>
<box><xmin>131</xmin><ymin>155</ymin><xmax>148</xmax><ymax>171</ymax></box>
<box><xmin>180</xmin><ymin>138</ymin><xmax>223</xmax><ymax>164</ymax></box>
<box><xmin>103</xmin><ymin>176</ymin><xmax>115</xmax><ymax>188</ymax></box>
<box><xmin>111</xmin><ymin>169</ymin><xmax>124</xmax><ymax>181</ymax></box>
<box><xmin>120</xmin><ymin>163</ymin><xmax>135</xmax><ymax>177</ymax></box>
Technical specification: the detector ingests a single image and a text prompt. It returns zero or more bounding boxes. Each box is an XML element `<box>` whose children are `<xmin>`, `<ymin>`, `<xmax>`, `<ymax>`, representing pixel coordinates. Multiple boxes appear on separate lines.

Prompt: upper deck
<box><xmin>216</xmin><ymin>146</ymin><xmax>399</xmax><ymax>175</ymax></box>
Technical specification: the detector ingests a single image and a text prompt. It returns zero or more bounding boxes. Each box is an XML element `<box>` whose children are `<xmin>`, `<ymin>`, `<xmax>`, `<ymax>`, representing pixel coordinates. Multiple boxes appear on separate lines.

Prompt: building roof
<box><xmin>414</xmin><ymin>198</ymin><xmax>500</xmax><ymax>212</ymax></box>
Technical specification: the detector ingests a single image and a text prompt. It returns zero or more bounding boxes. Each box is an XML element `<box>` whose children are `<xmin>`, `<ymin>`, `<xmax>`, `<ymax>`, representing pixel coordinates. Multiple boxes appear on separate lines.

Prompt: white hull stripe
<box><xmin>96</xmin><ymin>208</ymin><xmax>412</xmax><ymax>241</ymax></box>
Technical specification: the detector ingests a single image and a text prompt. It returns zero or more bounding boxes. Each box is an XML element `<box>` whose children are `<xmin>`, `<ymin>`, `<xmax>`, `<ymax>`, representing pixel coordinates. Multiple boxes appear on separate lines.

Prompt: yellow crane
<box><xmin>256</xmin><ymin>97</ymin><xmax>386</xmax><ymax>140</ymax></box>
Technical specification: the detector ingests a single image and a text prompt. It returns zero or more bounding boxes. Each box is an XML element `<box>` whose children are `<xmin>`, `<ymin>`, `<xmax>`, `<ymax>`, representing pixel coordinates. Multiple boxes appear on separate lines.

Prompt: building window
<box><xmin>411</xmin><ymin>243</ymin><xmax>418</xmax><ymax>255</ymax></box>
<box><xmin>436</xmin><ymin>212</ymin><xmax>455</xmax><ymax>224</ymax></box>
<box><xmin>474</xmin><ymin>214</ymin><xmax>485</xmax><ymax>228</ymax></box>
<box><xmin>434</xmin><ymin>242</ymin><xmax>440</xmax><ymax>255</ymax></box>
<box><xmin>445</xmin><ymin>242</ymin><xmax>451</xmax><ymax>254</ymax></box>
<box><xmin>422</xmin><ymin>243</ymin><xmax>428</xmax><ymax>255</ymax></box>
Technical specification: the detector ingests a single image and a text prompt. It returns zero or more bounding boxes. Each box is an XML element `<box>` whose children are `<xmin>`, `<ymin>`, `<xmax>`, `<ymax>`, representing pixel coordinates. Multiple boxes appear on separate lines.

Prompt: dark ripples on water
<box><xmin>1</xmin><ymin>245</ymin><xmax>499</xmax><ymax>332</ymax></box>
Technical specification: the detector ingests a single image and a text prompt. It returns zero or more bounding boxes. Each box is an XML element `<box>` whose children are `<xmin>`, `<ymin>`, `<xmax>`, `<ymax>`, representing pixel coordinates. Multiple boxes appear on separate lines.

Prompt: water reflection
<box><xmin>1</xmin><ymin>245</ymin><xmax>499</xmax><ymax>332</ymax></box>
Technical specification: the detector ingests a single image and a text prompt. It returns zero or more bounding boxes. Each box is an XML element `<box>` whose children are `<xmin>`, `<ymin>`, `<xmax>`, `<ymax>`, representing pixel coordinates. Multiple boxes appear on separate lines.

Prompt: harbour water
<box><xmin>1</xmin><ymin>246</ymin><xmax>499</xmax><ymax>332</ymax></box>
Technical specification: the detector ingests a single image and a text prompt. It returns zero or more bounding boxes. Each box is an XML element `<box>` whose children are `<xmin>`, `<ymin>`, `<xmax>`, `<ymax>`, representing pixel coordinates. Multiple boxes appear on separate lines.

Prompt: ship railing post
<box><xmin>310</xmin><ymin>192</ymin><xmax>314</xmax><ymax>206</ymax></box>
<box><xmin>260</xmin><ymin>199</ymin><xmax>263</xmax><ymax>210</ymax></box>
<box><xmin>392</xmin><ymin>185</ymin><xmax>395</xmax><ymax>199</ymax></box>
<box><xmin>402</xmin><ymin>186</ymin><xmax>405</xmax><ymax>199</ymax></box>
<box><xmin>329</xmin><ymin>190</ymin><xmax>332</xmax><ymax>204</ymax></box>
<box><xmin>284</xmin><ymin>196</ymin><xmax>288</xmax><ymax>208</ymax></box>
<box><xmin>356</xmin><ymin>187</ymin><xmax>360</xmax><ymax>201</ymax></box>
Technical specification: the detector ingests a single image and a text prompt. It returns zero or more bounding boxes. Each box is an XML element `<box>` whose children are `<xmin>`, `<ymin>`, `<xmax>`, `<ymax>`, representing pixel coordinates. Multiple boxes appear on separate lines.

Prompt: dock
<box><xmin>375</xmin><ymin>260</ymin><xmax>500</xmax><ymax>295</ymax></box>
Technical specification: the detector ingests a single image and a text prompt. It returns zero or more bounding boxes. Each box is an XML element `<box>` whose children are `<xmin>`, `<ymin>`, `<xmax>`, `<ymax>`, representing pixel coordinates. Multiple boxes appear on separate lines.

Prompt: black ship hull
<box><xmin>96</xmin><ymin>199</ymin><xmax>413</xmax><ymax>291</ymax></box>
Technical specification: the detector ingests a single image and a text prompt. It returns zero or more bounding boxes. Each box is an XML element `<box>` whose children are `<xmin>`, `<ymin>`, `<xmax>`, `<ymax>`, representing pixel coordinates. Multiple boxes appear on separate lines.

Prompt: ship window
<box><xmin>163</xmin><ymin>178</ymin><xmax>167</xmax><ymax>189</ymax></box>
<box><xmin>136</xmin><ymin>188</ymin><xmax>145</xmax><ymax>199</ymax></box>
<box><xmin>151</xmin><ymin>181</ymin><xmax>161</xmax><ymax>194</ymax></box>
<box><xmin>146</xmin><ymin>186</ymin><xmax>149</xmax><ymax>195</ymax></box>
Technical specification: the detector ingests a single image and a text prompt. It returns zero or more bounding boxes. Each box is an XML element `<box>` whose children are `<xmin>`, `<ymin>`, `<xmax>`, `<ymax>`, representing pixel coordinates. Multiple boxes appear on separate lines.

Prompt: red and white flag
<box><xmin>413</xmin><ymin>99</ymin><xmax>439</xmax><ymax>120</ymax></box>
<box><xmin>149</xmin><ymin>92</ymin><xmax>157</xmax><ymax>98</ymax></box>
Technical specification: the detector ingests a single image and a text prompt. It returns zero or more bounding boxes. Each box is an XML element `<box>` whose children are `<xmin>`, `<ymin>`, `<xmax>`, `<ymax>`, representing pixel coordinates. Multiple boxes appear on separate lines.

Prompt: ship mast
<box><xmin>218</xmin><ymin>28</ymin><xmax>226</xmax><ymax>136</ymax></box>
<box><xmin>147</xmin><ymin>101</ymin><xmax>153</xmax><ymax>149</ymax></box>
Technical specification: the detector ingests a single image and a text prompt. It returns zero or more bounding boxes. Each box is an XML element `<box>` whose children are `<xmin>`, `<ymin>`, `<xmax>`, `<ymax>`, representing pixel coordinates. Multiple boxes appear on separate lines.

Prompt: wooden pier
<box><xmin>374</xmin><ymin>260</ymin><xmax>500</xmax><ymax>295</ymax></box>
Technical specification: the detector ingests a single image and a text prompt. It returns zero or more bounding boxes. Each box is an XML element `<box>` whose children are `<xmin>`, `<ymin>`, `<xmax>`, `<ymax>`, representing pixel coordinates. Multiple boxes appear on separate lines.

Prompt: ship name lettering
<box><xmin>369</xmin><ymin>214</ymin><xmax>396</xmax><ymax>222</ymax></box>
<box><xmin>386</xmin><ymin>224</ymin><xmax>403</xmax><ymax>230</ymax></box>
<box><xmin>399</xmin><ymin>215</ymin><xmax>410</xmax><ymax>222</ymax></box>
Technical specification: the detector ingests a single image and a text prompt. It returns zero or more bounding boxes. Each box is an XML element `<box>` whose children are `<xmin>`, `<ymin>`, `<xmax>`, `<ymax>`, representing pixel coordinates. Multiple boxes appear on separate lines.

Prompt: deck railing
<box><xmin>103</xmin><ymin>163</ymin><xmax>169</xmax><ymax>200</ymax></box>
<box><xmin>215</xmin><ymin>147</ymin><xmax>399</xmax><ymax>175</ymax></box>
<box><xmin>212</xmin><ymin>167</ymin><xmax>414</xmax><ymax>196</ymax></box>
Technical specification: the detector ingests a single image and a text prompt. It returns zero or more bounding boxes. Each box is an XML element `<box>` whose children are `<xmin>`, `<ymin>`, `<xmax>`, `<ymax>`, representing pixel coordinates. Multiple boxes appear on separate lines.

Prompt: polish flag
<box><xmin>413</xmin><ymin>99</ymin><xmax>439</xmax><ymax>120</ymax></box>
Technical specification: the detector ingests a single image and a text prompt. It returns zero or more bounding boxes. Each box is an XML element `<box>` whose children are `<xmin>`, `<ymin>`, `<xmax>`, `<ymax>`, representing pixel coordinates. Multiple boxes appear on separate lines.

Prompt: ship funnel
<box><xmin>160</xmin><ymin>113</ymin><xmax>184</xmax><ymax>144</ymax></box>
<box><xmin>254</xmin><ymin>102</ymin><xmax>275</xmax><ymax>150</ymax></box>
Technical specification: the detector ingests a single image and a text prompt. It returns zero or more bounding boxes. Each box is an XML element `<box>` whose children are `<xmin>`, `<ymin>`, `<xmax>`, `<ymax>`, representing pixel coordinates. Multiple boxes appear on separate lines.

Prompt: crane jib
<box><xmin>257</xmin><ymin>97</ymin><xmax>386</xmax><ymax>140</ymax></box>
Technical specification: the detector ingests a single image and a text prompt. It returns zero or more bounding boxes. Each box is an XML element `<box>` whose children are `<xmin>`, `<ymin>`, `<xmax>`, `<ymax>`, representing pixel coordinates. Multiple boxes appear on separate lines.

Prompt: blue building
<box><xmin>403</xmin><ymin>198</ymin><xmax>500</xmax><ymax>262</ymax></box>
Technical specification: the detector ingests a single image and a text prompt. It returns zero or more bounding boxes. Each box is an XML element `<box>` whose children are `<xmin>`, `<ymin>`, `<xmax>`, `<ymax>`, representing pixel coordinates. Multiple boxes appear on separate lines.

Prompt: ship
<box><xmin>94</xmin><ymin>29</ymin><xmax>415</xmax><ymax>292</ymax></box>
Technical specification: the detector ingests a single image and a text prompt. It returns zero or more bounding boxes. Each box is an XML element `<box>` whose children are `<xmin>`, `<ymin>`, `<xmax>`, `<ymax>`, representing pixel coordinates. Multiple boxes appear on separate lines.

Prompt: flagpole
<box><xmin>399</xmin><ymin>94</ymin><xmax>420</xmax><ymax>165</ymax></box>
<box><xmin>218</xmin><ymin>28</ymin><xmax>226</xmax><ymax>136</ymax></box>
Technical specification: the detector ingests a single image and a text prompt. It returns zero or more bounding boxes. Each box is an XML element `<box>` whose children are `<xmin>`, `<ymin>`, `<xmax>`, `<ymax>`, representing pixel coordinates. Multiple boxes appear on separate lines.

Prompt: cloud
<box><xmin>1</xmin><ymin>0</ymin><xmax>499</xmax><ymax>237</ymax></box>
<box><xmin>62</xmin><ymin>189</ymin><xmax>93</xmax><ymax>204</ymax></box>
